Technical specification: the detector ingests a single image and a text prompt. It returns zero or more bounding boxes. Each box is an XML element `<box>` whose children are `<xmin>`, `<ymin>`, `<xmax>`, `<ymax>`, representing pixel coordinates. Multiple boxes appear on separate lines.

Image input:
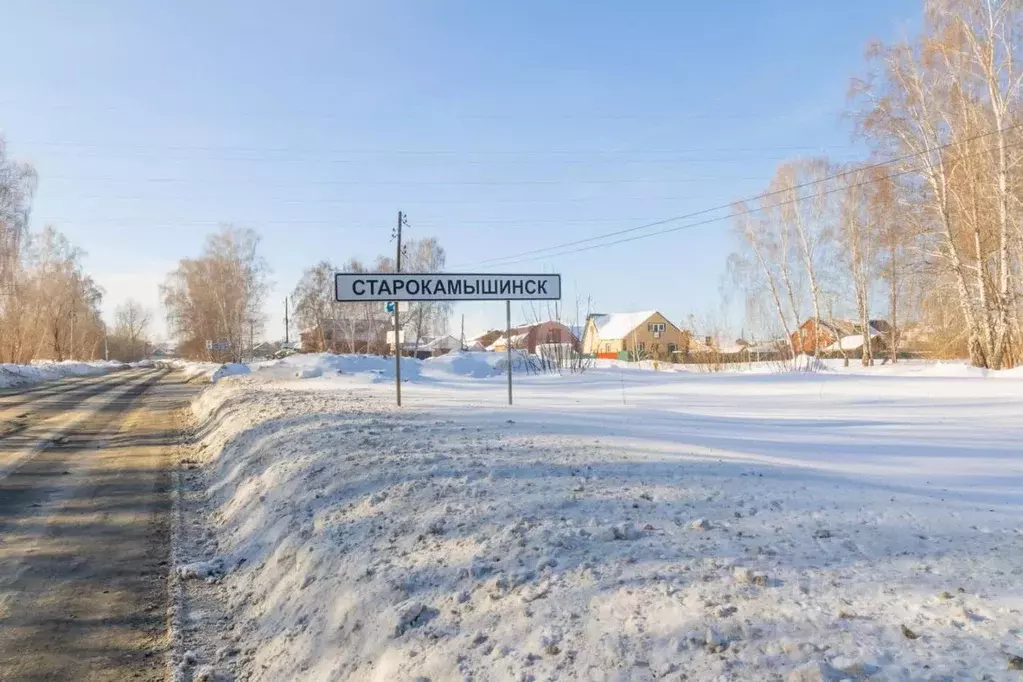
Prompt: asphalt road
<box><xmin>0</xmin><ymin>368</ymin><xmax>200</xmax><ymax>682</ymax></box>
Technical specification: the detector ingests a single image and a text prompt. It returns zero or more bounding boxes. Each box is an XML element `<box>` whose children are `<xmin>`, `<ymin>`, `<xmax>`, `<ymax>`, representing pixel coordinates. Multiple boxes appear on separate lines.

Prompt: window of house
<box><xmin>546</xmin><ymin>329</ymin><xmax>561</xmax><ymax>343</ymax></box>
<box><xmin>667</xmin><ymin>343</ymin><xmax>678</xmax><ymax>354</ymax></box>
<box><xmin>648</xmin><ymin>323</ymin><xmax>666</xmax><ymax>333</ymax></box>
<box><xmin>705</xmin><ymin>336</ymin><xmax>713</xmax><ymax>346</ymax></box>
<box><xmin>637</xmin><ymin>341</ymin><xmax>646</xmax><ymax>351</ymax></box>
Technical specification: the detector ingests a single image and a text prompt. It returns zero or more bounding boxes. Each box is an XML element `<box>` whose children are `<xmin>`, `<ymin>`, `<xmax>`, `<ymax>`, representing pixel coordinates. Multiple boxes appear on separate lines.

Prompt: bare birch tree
<box><xmin>839</xmin><ymin>167</ymin><xmax>875</xmax><ymax>365</ymax></box>
<box><xmin>403</xmin><ymin>237</ymin><xmax>450</xmax><ymax>349</ymax></box>
<box><xmin>0</xmin><ymin>137</ymin><xmax>36</xmax><ymax>294</ymax></box>
<box><xmin>161</xmin><ymin>226</ymin><xmax>270</xmax><ymax>361</ymax></box>
<box><xmin>110</xmin><ymin>299</ymin><xmax>152</xmax><ymax>362</ymax></box>
<box><xmin>291</xmin><ymin>261</ymin><xmax>337</xmax><ymax>352</ymax></box>
<box><xmin>852</xmin><ymin>0</ymin><xmax>1023</xmax><ymax>368</ymax></box>
<box><xmin>730</xmin><ymin>203</ymin><xmax>798</xmax><ymax>360</ymax></box>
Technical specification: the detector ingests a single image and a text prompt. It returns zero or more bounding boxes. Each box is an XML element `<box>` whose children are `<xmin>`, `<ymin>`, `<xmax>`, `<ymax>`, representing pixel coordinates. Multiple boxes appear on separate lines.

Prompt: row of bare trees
<box><xmin>0</xmin><ymin>139</ymin><xmax>120</xmax><ymax>363</ymax></box>
<box><xmin>290</xmin><ymin>237</ymin><xmax>449</xmax><ymax>354</ymax></box>
<box><xmin>161</xmin><ymin>226</ymin><xmax>270</xmax><ymax>361</ymax></box>
<box><xmin>732</xmin><ymin>0</ymin><xmax>1023</xmax><ymax>369</ymax></box>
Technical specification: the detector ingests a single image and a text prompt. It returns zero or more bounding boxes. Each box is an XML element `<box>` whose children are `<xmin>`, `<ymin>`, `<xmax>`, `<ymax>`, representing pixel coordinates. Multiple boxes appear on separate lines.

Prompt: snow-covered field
<box><xmin>0</xmin><ymin>359</ymin><xmax>130</xmax><ymax>389</ymax></box>
<box><xmin>174</xmin><ymin>353</ymin><xmax>1023</xmax><ymax>681</ymax></box>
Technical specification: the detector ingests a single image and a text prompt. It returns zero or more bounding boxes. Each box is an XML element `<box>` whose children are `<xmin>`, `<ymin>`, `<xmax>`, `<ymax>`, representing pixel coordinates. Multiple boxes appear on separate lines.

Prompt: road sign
<box><xmin>207</xmin><ymin>341</ymin><xmax>230</xmax><ymax>351</ymax></box>
<box><xmin>386</xmin><ymin>330</ymin><xmax>406</xmax><ymax>345</ymax></box>
<box><xmin>336</xmin><ymin>271</ymin><xmax>561</xmax><ymax>408</ymax></box>
<box><xmin>336</xmin><ymin>273</ymin><xmax>561</xmax><ymax>302</ymax></box>
<box><xmin>385</xmin><ymin>301</ymin><xmax>410</xmax><ymax>313</ymax></box>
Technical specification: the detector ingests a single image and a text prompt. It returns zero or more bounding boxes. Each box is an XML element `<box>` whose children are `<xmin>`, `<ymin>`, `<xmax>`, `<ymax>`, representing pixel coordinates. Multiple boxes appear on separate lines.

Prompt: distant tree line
<box><xmin>730</xmin><ymin>0</ymin><xmax>1023</xmax><ymax>369</ymax></box>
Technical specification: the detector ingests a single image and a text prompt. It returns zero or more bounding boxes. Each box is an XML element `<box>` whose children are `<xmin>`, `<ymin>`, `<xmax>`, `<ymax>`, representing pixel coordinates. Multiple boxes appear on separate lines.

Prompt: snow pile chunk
<box><xmin>165</xmin><ymin>360</ymin><xmax>223</xmax><ymax>383</ymax></box>
<box><xmin>176</xmin><ymin>558</ymin><xmax>225</xmax><ymax>581</ymax></box>
<box><xmin>294</xmin><ymin>366</ymin><xmax>322</xmax><ymax>379</ymax></box>
<box><xmin>211</xmin><ymin>363</ymin><xmax>250</xmax><ymax>383</ymax></box>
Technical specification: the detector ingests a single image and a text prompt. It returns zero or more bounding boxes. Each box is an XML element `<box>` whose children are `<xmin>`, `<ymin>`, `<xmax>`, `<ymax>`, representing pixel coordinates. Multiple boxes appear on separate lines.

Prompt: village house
<box><xmin>581</xmin><ymin>310</ymin><xmax>687</xmax><ymax>360</ymax></box>
<box><xmin>486</xmin><ymin>321</ymin><xmax>579</xmax><ymax>353</ymax></box>
<box><xmin>684</xmin><ymin>335</ymin><xmax>751</xmax><ymax>361</ymax></box>
<box><xmin>250</xmin><ymin>341</ymin><xmax>278</xmax><ymax>359</ymax></box>
<box><xmin>418</xmin><ymin>334</ymin><xmax>461</xmax><ymax>357</ymax></box>
<box><xmin>300</xmin><ymin>318</ymin><xmax>390</xmax><ymax>355</ymax></box>
<box><xmin>791</xmin><ymin>318</ymin><xmax>892</xmax><ymax>355</ymax></box>
<box><xmin>465</xmin><ymin>330</ymin><xmax>502</xmax><ymax>351</ymax></box>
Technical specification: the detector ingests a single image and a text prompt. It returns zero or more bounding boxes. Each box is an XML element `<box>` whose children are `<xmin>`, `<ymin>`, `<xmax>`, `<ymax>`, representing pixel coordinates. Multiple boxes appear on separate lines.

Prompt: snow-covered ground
<box><xmin>0</xmin><ymin>359</ymin><xmax>129</xmax><ymax>389</ymax></box>
<box><xmin>174</xmin><ymin>354</ymin><xmax>1023</xmax><ymax>681</ymax></box>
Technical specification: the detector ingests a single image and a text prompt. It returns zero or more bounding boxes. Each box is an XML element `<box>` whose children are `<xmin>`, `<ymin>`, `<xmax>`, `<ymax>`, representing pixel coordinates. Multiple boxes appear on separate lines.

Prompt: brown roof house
<box><xmin>300</xmin><ymin>317</ymin><xmax>390</xmax><ymax>355</ymax></box>
<box><xmin>581</xmin><ymin>310</ymin><xmax>687</xmax><ymax>360</ymax></box>
<box><xmin>486</xmin><ymin>321</ymin><xmax>579</xmax><ymax>353</ymax></box>
<box><xmin>791</xmin><ymin>318</ymin><xmax>892</xmax><ymax>355</ymax></box>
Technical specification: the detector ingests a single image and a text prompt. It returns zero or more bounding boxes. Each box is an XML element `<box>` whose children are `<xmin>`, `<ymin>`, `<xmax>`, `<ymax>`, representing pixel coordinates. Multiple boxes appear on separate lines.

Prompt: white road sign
<box><xmin>335</xmin><ymin>273</ymin><xmax>561</xmax><ymax>302</ymax></box>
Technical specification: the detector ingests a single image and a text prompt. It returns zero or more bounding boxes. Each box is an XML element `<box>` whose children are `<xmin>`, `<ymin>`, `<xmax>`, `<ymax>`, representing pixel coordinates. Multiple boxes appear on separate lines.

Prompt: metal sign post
<box><xmin>506</xmin><ymin>300</ymin><xmax>513</xmax><ymax>405</ymax></box>
<box><xmin>394</xmin><ymin>214</ymin><xmax>404</xmax><ymax>407</ymax></box>
<box><xmin>335</xmin><ymin>272</ymin><xmax>561</xmax><ymax>406</ymax></box>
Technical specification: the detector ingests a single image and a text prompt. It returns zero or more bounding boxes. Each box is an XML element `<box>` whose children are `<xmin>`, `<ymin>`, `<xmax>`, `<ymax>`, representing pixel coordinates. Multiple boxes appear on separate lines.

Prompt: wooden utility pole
<box><xmin>284</xmin><ymin>298</ymin><xmax>290</xmax><ymax>345</ymax></box>
<box><xmin>394</xmin><ymin>211</ymin><xmax>405</xmax><ymax>407</ymax></box>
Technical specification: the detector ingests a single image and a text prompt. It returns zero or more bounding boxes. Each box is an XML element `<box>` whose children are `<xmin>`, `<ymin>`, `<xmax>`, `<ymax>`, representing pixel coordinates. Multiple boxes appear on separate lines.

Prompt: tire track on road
<box><xmin>0</xmin><ymin>369</ymin><xmax>163</xmax><ymax>482</ymax></box>
<box><xmin>0</xmin><ymin>368</ymin><xmax>133</xmax><ymax>415</ymax></box>
<box><xmin>0</xmin><ymin>370</ymin><xmax>139</xmax><ymax>445</ymax></box>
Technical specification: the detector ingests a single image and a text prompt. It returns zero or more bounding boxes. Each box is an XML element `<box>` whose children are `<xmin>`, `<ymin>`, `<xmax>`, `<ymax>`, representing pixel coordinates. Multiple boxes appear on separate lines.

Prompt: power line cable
<box><xmin>39</xmin><ymin>174</ymin><xmax>775</xmax><ymax>187</ymax></box>
<box><xmin>30</xmin><ymin>215</ymin><xmax>703</xmax><ymax>228</ymax></box>
<box><xmin>0</xmin><ymin>100</ymin><xmax>838</xmax><ymax>122</ymax></box>
<box><xmin>460</xmin><ymin>138</ymin><xmax>1023</xmax><ymax>270</ymax></box>
<box><xmin>453</xmin><ymin>125</ymin><xmax>1020</xmax><ymax>269</ymax></box>
<box><xmin>34</xmin><ymin>193</ymin><xmax>721</xmax><ymax>206</ymax></box>
<box><xmin>18</xmin><ymin>139</ymin><xmax>859</xmax><ymax>156</ymax></box>
<box><xmin>22</xmin><ymin>151</ymin><xmax>863</xmax><ymax>167</ymax></box>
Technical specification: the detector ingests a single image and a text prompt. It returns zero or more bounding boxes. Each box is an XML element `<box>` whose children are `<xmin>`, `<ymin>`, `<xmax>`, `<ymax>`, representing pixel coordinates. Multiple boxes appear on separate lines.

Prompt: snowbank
<box><xmin>254</xmin><ymin>353</ymin><xmax>424</xmax><ymax>382</ymax></box>
<box><xmin>178</xmin><ymin>368</ymin><xmax>1023</xmax><ymax>681</ymax></box>
<box><xmin>162</xmin><ymin>360</ymin><xmax>252</xmax><ymax>384</ymax></box>
<box><xmin>253</xmin><ymin>351</ymin><xmax>532</xmax><ymax>383</ymax></box>
<box><xmin>422</xmin><ymin>350</ymin><xmax>528</xmax><ymax>379</ymax></box>
<box><xmin>591</xmin><ymin>354</ymin><xmax>829</xmax><ymax>375</ymax></box>
<box><xmin>163</xmin><ymin>360</ymin><xmax>223</xmax><ymax>383</ymax></box>
<box><xmin>211</xmin><ymin>363</ymin><xmax>251</xmax><ymax>383</ymax></box>
<box><xmin>0</xmin><ymin>360</ymin><xmax>126</xmax><ymax>389</ymax></box>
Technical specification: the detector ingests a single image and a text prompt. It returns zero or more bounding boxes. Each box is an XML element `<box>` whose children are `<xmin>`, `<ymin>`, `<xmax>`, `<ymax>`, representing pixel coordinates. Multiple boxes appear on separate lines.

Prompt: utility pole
<box><xmin>460</xmin><ymin>314</ymin><xmax>465</xmax><ymax>351</ymax></box>
<box><xmin>284</xmin><ymin>298</ymin><xmax>290</xmax><ymax>345</ymax></box>
<box><xmin>249</xmin><ymin>320</ymin><xmax>254</xmax><ymax>361</ymax></box>
<box><xmin>394</xmin><ymin>211</ymin><xmax>406</xmax><ymax>407</ymax></box>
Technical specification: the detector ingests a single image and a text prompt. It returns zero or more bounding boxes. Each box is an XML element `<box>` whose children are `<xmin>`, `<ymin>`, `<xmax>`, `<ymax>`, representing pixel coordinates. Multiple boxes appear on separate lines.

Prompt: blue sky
<box><xmin>0</xmin><ymin>1</ymin><xmax>917</xmax><ymax>340</ymax></box>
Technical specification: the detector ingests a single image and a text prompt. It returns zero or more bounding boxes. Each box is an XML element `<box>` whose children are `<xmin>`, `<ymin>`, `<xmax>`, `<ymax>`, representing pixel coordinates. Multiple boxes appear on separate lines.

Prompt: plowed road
<box><xmin>0</xmin><ymin>368</ymin><xmax>199</xmax><ymax>682</ymax></box>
